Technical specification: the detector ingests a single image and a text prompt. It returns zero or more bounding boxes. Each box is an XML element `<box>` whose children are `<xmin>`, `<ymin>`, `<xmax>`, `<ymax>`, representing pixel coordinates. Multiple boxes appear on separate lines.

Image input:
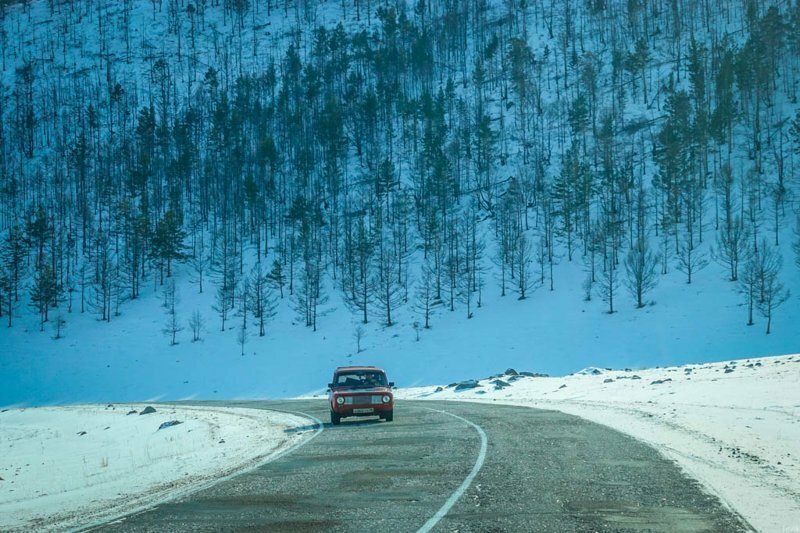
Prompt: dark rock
<box><xmin>454</xmin><ymin>380</ymin><xmax>481</xmax><ymax>392</ymax></box>
<box><xmin>139</xmin><ymin>406</ymin><xmax>157</xmax><ymax>415</ymax></box>
<box><xmin>519</xmin><ymin>371</ymin><xmax>549</xmax><ymax>377</ymax></box>
<box><xmin>77</xmin><ymin>431</ymin><xmax>87</xmax><ymax>436</ymax></box>
<box><xmin>491</xmin><ymin>379</ymin><xmax>510</xmax><ymax>390</ymax></box>
<box><xmin>623</xmin><ymin>368</ymin><xmax>632</xmax><ymax>372</ymax></box>
<box><xmin>724</xmin><ymin>368</ymin><xmax>734</xmax><ymax>373</ymax></box>
<box><xmin>218</xmin><ymin>439</ymin><xmax>225</xmax><ymax>444</ymax></box>
<box><xmin>158</xmin><ymin>420</ymin><xmax>183</xmax><ymax>431</ymax></box>
<box><xmin>434</xmin><ymin>386</ymin><xmax>444</xmax><ymax>393</ymax></box>
<box><xmin>126</xmin><ymin>410</ymin><xmax>138</xmax><ymax>416</ymax></box>
<box><xmin>650</xmin><ymin>378</ymin><xmax>673</xmax><ymax>385</ymax></box>
<box><xmin>631</xmin><ymin>375</ymin><xmax>642</xmax><ymax>380</ymax></box>
<box><xmin>603</xmin><ymin>378</ymin><xmax>614</xmax><ymax>383</ymax></box>
<box><xmin>590</xmin><ymin>368</ymin><xmax>602</xmax><ymax>375</ymax></box>
<box><xmin>505</xmin><ymin>368</ymin><xmax>518</xmax><ymax>376</ymax></box>
<box><xmin>507</xmin><ymin>375</ymin><xmax>522</xmax><ymax>383</ymax></box>
<box><xmin>447</xmin><ymin>383</ymin><xmax>458</xmax><ymax>388</ymax></box>
<box><xmin>558</xmin><ymin>384</ymin><xmax>567</xmax><ymax>389</ymax></box>
<box><xmin>475</xmin><ymin>390</ymin><xmax>487</xmax><ymax>395</ymax></box>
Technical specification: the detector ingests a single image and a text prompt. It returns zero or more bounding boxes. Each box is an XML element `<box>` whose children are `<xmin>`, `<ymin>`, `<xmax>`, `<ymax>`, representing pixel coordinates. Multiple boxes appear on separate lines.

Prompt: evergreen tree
<box><xmin>1</xmin><ymin>226</ymin><xmax>27</xmax><ymax>326</ymax></box>
<box><xmin>151</xmin><ymin>210</ymin><xmax>187</xmax><ymax>283</ymax></box>
<box><xmin>29</xmin><ymin>263</ymin><xmax>59</xmax><ymax>330</ymax></box>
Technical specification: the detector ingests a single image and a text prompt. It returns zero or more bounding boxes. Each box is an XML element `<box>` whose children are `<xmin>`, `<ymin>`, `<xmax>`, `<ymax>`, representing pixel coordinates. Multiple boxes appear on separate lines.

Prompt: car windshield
<box><xmin>335</xmin><ymin>371</ymin><xmax>387</xmax><ymax>389</ymax></box>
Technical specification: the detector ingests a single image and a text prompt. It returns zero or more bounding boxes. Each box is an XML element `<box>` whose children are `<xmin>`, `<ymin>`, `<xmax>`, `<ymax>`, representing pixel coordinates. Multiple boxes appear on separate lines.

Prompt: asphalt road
<box><xmin>94</xmin><ymin>400</ymin><xmax>751</xmax><ymax>532</ymax></box>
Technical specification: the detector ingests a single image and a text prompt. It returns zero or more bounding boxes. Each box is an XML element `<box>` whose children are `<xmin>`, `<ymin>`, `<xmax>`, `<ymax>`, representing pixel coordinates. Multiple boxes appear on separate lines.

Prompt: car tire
<box><xmin>384</xmin><ymin>410</ymin><xmax>393</xmax><ymax>422</ymax></box>
<box><xmin>330</xmin><ymin>411</ymin><xmax>341</xmax><ymax>425</ymax></box>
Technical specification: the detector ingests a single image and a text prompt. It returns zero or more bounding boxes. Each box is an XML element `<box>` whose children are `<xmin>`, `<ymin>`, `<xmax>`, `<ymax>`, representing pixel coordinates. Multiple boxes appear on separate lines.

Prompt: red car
<box><xmin>328</xmin><ymin>366</ymin><xmax>394</xmax><ymax>425</ymax></box>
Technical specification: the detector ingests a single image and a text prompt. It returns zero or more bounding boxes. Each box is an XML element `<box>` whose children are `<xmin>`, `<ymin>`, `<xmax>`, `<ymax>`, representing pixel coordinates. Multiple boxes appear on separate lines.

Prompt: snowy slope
<box><xmin>0</xmin><ymin>404</ymin><xmax>313</xmax><ymax>531</ymax></box>
<box><xmin>1</xmin><ymin>253</ymin><xmax>798</xmax><ymax>406</ymax></box>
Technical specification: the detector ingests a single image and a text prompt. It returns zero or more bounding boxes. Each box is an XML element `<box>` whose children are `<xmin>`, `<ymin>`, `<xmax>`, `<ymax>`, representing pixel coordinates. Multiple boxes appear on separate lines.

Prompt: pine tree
<box><xmin>29</xmin><ymin>263</ymin><xmax>59</xmax><ymax>330</ymax></box>
<box><xmin>151</xmin><ymin>210</ymin><xmax>187</xmax><ymax>283</ymax></box>
<box><xmin>267</xmin><ymin>259</ymin><xmax>285</xmax><ymax>298</ymax></box>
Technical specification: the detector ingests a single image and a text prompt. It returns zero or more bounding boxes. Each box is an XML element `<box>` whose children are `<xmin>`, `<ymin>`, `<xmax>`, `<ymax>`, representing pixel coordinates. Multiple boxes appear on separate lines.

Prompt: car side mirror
<box><xmin>389</xmin><ymin>382</ymin><xmax>395</xmax><ymax>387</ymax></box>
<box><xmin>327</xmin><ymin>383</ymin><xmax>334</xmax><ymax>389</ymax></box>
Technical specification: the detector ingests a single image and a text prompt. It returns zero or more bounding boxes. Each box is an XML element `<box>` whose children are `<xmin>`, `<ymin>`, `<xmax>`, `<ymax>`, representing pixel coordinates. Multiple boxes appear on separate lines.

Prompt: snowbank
<box><xmin>399</xmin><ymin>354</ymin><xmax>800</xmax><ymax>533</ymax></box>
<box><xmin>0</xmin><ymin>404</ymin><xmax>313</xmax><ymax>531</ymax></box>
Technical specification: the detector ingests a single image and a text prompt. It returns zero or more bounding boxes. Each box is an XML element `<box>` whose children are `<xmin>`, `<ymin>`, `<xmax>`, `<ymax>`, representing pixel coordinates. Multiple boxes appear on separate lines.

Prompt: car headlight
<box><xmin>382</xmin><ymin>395</ymin><xmax>391</xmax><ymax>403</ymax></box>
<box><xmin>336</xmin><ymin>396</ymin><xmax>345</xmax><ymax>405</ymax></box>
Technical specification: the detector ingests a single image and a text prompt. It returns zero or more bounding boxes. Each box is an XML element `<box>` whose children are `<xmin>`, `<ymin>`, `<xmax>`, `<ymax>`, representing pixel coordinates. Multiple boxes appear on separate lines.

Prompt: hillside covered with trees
<box><xmin>1</xmin><ymin>0</ymin><xmax>800</xmax><ymax>360</ymax></box>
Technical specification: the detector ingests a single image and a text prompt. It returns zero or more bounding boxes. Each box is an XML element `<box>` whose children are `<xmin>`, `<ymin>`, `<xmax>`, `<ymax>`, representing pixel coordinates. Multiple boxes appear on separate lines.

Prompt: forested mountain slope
<box><xmin>1</xmin><ymin>0</ymin><xmax>799</xmax><ymax>403</ymax></box>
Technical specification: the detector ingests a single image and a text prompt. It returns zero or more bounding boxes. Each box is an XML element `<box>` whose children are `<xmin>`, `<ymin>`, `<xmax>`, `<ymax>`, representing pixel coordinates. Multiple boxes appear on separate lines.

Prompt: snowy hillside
<box><xmin>1</xmin><ymin>0</ymin><xmax>799</xmax><ymax>405</ymax></box>
<box><xmin>0</xmin><ymin>404</ymin><xmax>311</xmax><ymax>531</ymax></box>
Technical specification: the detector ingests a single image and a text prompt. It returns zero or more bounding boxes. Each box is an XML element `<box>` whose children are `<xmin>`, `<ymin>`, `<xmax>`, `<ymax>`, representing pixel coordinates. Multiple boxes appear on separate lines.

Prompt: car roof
<box><xmin>334</xmin><ymin>366</ymin><xmax>386</xmax><ymax>373</ymax></box>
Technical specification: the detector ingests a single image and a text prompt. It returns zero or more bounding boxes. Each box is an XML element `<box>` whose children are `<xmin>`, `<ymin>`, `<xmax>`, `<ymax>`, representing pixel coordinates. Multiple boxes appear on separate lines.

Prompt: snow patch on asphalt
<box><xmin>398</xmin><ymin>353</ymin><xmax>800</xmax><ymax>533</ymax></box>
<box><xmin>0</xmin><ymin>404</ymin><xmax>312</xmax><ymax>531</ymax></box>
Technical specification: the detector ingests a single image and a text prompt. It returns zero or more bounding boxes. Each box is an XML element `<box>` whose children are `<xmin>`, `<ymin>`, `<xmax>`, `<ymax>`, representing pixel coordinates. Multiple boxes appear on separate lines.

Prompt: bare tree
<box><xmin>676</xmin><ymin>236</ymin><xmax>709</xmax><ymax>284</ymax></box>
<box><xmin>624</xmin><ymin>239</ymin><xmax>660</xmax><ymax>308</ymax></box>
<box><xmin>413</xmin><ymin>259</ymin><xmax>438</xmax><ymax>329</ymax></box>
<box><xmin>514</xmin><ymin>233</ymin><xmax>534</xmax><ymax>300</ymax></box>
<box><xmin>51</xmin><ymin>311</ymin><xmax>66</xmax><ymax>340</ymax></box>
<box><xmin>598</xmin><ymin>262</ymin><xmax>620</xmax><ymax>314</ymax></box>
<box><xmin>237</xmin><ymin>321</ymin><xmax>248</xmax><ymax>355</ymax></box>
<box><xmin>754</xmin><ymin>240</ymin><xmax>790</xmax><ymax>334</ymax></box>
<box><xmin>162</xmin><ymin>280</ymin><xmax>182</xmax><ymax>345</ymax></box>
<box><xmin>189</xmin><ymin>309</ymin><xmax>204</xmax><ymax>342</ymax></box>
<box><xmin>353</xmin><ymin>325</ymin><xmax>365</xmax><ymax>353</ymax></box>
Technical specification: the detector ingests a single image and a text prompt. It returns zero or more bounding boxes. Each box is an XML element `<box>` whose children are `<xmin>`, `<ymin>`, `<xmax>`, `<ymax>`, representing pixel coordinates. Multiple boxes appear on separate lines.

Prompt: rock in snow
<box><xmin>650</xmin><ymin>378</ymin><xmax>673</xmax><ymax>385</ymax></box>
<box><xmin>491</xmin><ymin>379</ymin><xmax>510</xmax><ymax>390</ymax></box>
<box><xmin>139</xmin><ymin>406</ymin><xmax>157</xmax><ymax>415</ymax></box>
<box><xmin>158</xmin><ymin>420</ymin><xmax>183</xmax><ymax>431</ymax></box>
<box><xmin>454</xmin><ymin>380</ymin><xmax>481</xmax><ymax>391</ymax></box>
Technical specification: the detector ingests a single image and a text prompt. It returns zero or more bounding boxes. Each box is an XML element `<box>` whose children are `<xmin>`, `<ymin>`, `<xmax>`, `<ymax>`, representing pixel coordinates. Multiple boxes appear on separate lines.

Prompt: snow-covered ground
<box><xmin>2</xmin><ymin>255</ymin><xmax>799</xmax><ymax>407</ymax></box>
<box><xmin>0</xmin><ymin>404</ymin><xmax>314</xmax><ymax>532</ymax></box>
<box><xmin>398</xmin><ymin>354</ymin><xmax>800</xmax><ymax>533</ymax></box>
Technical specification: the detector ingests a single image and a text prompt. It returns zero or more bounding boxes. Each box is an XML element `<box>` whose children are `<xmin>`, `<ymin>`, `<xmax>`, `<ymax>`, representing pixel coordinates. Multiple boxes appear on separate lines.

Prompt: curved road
<box><xmin>95</xmin><ymin>400</ymin><xmax>750</xmax><ymax>532</ymax></box>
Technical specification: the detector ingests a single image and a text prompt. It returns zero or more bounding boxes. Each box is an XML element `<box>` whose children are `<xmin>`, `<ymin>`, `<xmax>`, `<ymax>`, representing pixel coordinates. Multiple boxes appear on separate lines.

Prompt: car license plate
<box><xmin>353</xmin><ymin>408</ymin><xmax>374</xmax><ymax>414</ymax></box>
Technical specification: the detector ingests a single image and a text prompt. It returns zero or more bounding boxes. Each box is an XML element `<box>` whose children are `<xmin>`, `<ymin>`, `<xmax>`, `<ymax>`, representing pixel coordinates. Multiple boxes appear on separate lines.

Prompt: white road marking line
<box><xmin>417</xmin><ymin>408</ymin><xmax>488</xmax><ymax>533</ymax></box>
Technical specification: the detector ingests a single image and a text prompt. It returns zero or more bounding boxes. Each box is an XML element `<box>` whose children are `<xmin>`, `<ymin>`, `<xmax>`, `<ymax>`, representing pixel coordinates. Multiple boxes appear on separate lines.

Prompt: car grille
<box><xmin>344</xmin><ymin>395</ymin><xmax>384</xmax><ymax>405</ymax></box>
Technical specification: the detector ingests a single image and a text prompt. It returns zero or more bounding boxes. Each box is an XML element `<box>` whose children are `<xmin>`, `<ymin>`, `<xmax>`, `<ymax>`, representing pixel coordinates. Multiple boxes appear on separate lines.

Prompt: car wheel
<box><xmin>384</xmin><ymin>410</ymin><xmax>393</xmax><ymax>422</ymax></box>
<box><xmin>331</xmin><ymin>411</ymin><xmax>341</xmax><ymax>425</ymax></box>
